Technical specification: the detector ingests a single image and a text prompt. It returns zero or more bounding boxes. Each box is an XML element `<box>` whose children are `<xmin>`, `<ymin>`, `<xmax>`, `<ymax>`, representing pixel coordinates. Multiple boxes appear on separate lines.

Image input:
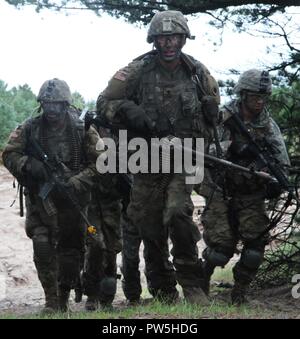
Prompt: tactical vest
<box><xmin>133</xmin><ymin>55</ymin><xmax>208</xmax><ymax>139</ymax></box>
<box><xmin>224</xmin><ymin>105</ymin><xmax>272</xmax><ymax>195</ymax></box>
<box><xmin>25</xmin><ymin>110</ymin><xmax>85</xmax><ymax>175</ymax></box>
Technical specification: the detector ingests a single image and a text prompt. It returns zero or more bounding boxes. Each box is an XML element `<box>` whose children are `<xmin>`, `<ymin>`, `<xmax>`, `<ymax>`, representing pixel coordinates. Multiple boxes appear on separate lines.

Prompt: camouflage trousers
<box><xmin>201</xmin><ymin>192</ymin><xmax>269</xmax><ymax>284</ymax></box>
<box><xmin>25</xmin><ymin>194</ymin><xmax>86</xmax><ymax>298</ymax></box>
<box><xmin>127</xmin><ymin>173</ymin><xmax>203</xmax><ymax>295</ymax></box>
<box><xmin>120</xmin><ymin>211</ymin><xmax>143</xmax><ymax>301</ymax></box>
<box><xmin>82</xmin><ymin>192</ymin><xmax>122</xmax><ymax>303</ymax></box>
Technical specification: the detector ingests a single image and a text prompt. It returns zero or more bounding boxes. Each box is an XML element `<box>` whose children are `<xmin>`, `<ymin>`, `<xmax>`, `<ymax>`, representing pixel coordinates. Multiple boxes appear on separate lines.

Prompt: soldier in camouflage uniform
<box><xmin>97</xmin><ymin>10</ymin><xmax>220</xmax><ymax>304</ymax></box>
<box><xmin>82</xmin><ymin>170</ymin><xmax>123</xmax><ymax>311</ymax></box>
<box><xmin>2</xmin><ymin>79</ymin><xmax>104</xmax><ymax>313</ymax></box>
<box><xmin>200</xmin><ymin>69</ymin><xmax>290</xmax><ymax>304</ymax></box>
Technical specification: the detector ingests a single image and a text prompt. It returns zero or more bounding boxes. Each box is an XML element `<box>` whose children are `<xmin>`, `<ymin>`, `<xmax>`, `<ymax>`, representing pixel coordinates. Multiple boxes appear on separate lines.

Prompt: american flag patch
<box><xmin>9</xmin><ymin>129</ymin><xmax>21</xmax><ymax>139</ymax></box>
<box><xmin>113</xmin><ymin>70</ymin><xmax>128</xmax><ymax>81</ymax></box>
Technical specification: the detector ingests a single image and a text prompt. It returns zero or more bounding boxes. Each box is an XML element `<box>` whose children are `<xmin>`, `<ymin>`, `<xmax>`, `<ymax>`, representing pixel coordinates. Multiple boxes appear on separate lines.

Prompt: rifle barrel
<box><xmin>169</xmin><ymin>141</ymin><xmax>276</xmax><ymax>182</ymax></box>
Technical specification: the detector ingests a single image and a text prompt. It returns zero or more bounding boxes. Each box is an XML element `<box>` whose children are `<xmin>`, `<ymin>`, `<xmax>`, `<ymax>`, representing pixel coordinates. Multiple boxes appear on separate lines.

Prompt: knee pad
<box><xmin>241</xmin><ymin>248</ymin><xmax>264</xmax><ymax>269</ymax></box>
<box><xmin>100</xmin><ymin>277</ymin><xmax>117</xmax><ymax>298</ymax></box>
<box><xmin>58</xmin><ymin>250</ymin><xmax>81</xmax><ymax>288</ymax></box>
<box><xmin>203</xmin><ymin>247</ymin><xmax>232</xmax><ymax>267</ymax></box>
<box><xmin>33</xmin><ymin>234</ymin><xmax>53</xmax><ymax>265</ymax></box>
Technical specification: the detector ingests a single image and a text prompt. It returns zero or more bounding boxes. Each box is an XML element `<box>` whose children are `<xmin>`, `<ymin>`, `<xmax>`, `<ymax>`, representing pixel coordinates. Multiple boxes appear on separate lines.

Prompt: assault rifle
<box><xmin>28</xmin><ymin>136</ymin><xmax>97</xmax><ymax>237</ymax></box>
<box><xmin>224</xmin><ymin>107</ymin><xmax>295</xmax><ymax>198</ymax></box>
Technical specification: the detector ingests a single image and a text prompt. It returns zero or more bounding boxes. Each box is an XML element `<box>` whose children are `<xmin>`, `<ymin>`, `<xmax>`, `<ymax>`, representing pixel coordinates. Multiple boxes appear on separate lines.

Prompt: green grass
<box><xmin>0</xmin><ymin>299</ymin><xmax>268</xmax><ymax>319</ymax></box>
<box><xmin>0</xmin><ymin>266</ymin><xmax>280</xmax><ymax>319</ymax></box>
<box><xmin>212</xmin><ymin>266</ymin><xmax>234</xmax><ymax>283</ymax></box>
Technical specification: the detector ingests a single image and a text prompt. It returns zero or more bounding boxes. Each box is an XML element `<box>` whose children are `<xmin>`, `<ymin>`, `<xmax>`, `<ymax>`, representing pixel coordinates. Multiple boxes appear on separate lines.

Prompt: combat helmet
<box><xmin>234</xmin><ymin>69</ymin><xmax>272</xmax><ymax>95</ymax></box>
<box><xmin>37</xmin><ymin>78</ymin><xmax>72</xmax><ymax>104</ymax></box>
<box><xmin>147</xmin><ymin>10</ymin><xmax>194</xmax><ymax>43</ymax></box>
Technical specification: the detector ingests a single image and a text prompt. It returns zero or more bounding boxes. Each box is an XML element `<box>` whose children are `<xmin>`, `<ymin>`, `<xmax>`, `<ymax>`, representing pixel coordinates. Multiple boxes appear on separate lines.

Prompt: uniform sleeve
<box><xmin>2</xmin><ymin>122</ymin><xmax>29</xmax><ymax>181</ymax></box>
<box><xmin>96</xmin><ymin>60</ymin><xmax>144</xmax><ymax>122</ymax></box>
<box><xmin>267</xmin><ymin>118</ymin><xmax>291</xmax><ymax>167</ymax></box>
<box><xmin>196</xmin><ymin>62</ymin><xmax>220</xmax><ymax>105</ymax></box>
<box><xmin>195</xmin><ymin>61</ymin><xmax>221</xmax><ymax>139</ymax></box>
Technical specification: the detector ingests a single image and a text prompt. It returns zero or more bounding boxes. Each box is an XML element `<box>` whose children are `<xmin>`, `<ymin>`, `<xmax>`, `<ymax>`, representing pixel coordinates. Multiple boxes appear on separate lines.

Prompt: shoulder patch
<box><xmin>113</xmin><ymin>70</ymin><xmax>128</xmax><ymax>82</ymax></box>
<box><xmin>9</xmin><ymin>127</ymin><xmax>21</xmax><ymax>139</ymax></box>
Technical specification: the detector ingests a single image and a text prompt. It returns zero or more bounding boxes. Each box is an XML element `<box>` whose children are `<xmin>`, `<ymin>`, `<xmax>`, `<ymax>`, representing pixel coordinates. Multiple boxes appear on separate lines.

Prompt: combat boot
<box><xmin>41</xmin><ymin>287</ymin><xmax>58</xmax><ymax>315</ymax></box>
<box><xmin>74</xmin><ymin>285</ymin><xmax>83</xmax><ymax>303</ymax></box>
<box><xmin>182</xmin><ymin>286</ymin><xmax>210</xmax><ymax>306</ymax></box>
<box><xmin>154</xmin><ymin>288</ymin><xmax>179</xmax><ymax>304</ymax></box>
<box><xmin>200</xmin><ymin>261</ymin><xmax>215</xmax><ymax>296</ymax></box>
<box><xmin>58</xmin><ymin>288</ymin><xmax>70</xmax><ymax>312</ymax></box>
<box><xmin>231</xmin><ymin>282</ymin><xmax>249</xmax><ymax>306</ymax></box>
<box><xmin>85</xmin><ymin>296</ymin><xmax>99</xmax><ymax>311</ymax></box>
<box><xmin>127</xmin><ymin>297</ymin><xmax>141</xmax><ymax>306</ymax></box>
<box><xmin>41</xmin><ymin>297</ymin><xmax>58</xmax><ymax>315</ymax></box>
<box><xmin>99</xmin><ymin>277</ymin><xmax>116</xmax><ymax>310</ymax></box>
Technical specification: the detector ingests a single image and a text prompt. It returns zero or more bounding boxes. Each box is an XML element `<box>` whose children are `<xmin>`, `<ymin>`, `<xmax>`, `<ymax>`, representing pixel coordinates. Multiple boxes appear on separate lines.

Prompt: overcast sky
<box><xmin>0</xmin><ymin>0</ymin><xmax>298</xmax><ymax>102</ymax></box>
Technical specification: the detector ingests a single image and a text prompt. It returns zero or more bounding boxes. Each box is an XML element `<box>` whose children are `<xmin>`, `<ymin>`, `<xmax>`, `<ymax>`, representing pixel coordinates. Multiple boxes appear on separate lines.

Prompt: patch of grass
<box><xmin>0</xmin><ymin>267</ymin><xmax>279</xmax><ymax>319</ymax></box>
<box><xmin>212</xmin><ymin>266</ymin><xmax>233</xmax><ymax>283</ymax></box>
<box><xmin>0</xmin><ymin>299</ymin><xmax>270</xmax><ymax>319</ymax></box>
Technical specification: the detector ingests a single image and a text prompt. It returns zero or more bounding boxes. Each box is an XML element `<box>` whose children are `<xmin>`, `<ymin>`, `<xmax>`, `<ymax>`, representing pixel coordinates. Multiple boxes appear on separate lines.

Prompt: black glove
<box><xmin>202</xmin><ymin>95</ymin><xmax>219</xmax><ymax>125</ymax></box>
<box><xmin>119</xmin><ymin>101</ymin><xmax>153</xmax><ymax>132</ymax></box>
<box><xmin>25</xmin><ymin>157</ymin><xmax>48</xmax><ymax>181</ymax></box>
<box><xmin>66</xmin><ymin>175</ymin><xmax>88</xmax><ymax>195</ymax></box>
<box><xmin>229</xmin><ymin>142</ymin><xmax>257</xmax><ymax>158</ymax></box>
<box><xmin>265</xmin><ymin>180</ymin><xmax>282</xmax><ymax>199</ymax></box>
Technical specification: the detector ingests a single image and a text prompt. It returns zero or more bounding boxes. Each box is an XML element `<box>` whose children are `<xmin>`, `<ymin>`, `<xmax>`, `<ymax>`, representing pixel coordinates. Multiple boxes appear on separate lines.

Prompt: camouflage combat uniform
<box><xmin>82</xmin><ymin>172</ymin><xmax>122</xmax><ymax>309</ymax></box>
<box><xmin>2</xmin><ymin>80</ymin><xmax>103</xmax><ymax>312</ymax></box>
<box><xmin>120</xmin><ymin>207</ymin><xmax>143</xmax><ymax>303</ymax></box>
<box><xmin>96</xmin><ymin>11</ymin><xmax>220</xmax><ymax>303</ymax></box>
<box><xmin>200</xmin><ymin>70</ymin><xmax>290</xmax><ymax>303</ymax></box>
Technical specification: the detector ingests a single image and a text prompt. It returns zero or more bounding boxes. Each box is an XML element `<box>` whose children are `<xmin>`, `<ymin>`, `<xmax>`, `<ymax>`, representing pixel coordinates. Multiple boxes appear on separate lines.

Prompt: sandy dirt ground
<box><xmin>0</xmin><ymin>165</ymin><xmax>299</xmax><ymax>318</ymax></box>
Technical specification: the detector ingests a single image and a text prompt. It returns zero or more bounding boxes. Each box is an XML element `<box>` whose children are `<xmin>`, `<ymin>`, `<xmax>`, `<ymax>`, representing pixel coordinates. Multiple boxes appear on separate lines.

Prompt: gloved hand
<box><xmin>61</xmin><ymin>175</ymin><xmax>91</xmax><ymax>208</ymax></box>
<box><xmin>25</xmin><ymin>157</ymin><xmax>48</xmax><ymax>181</ymax></box>
<box><xmin>229</xmin><ymin>142</ymin><xmax>256</xmax><ymax>158</ymax></box>
<box><xmin>265</xmin><ymin>180</ymin><xmax>282</xmax><ymax>199</ymax></box>
<box><xmin>202</xmin><ymin>95</ymin><xmax>219</xmax><ymax>125</ymax></box>
<box><xmin>119</xmin><ymin>101</ymin><xmax>153</xmax><ymax>132</ymax></box>
<box><xmin>65</xmin><ymin>175</ymin><xmax>84</xmax><ymax>194</ymax></box>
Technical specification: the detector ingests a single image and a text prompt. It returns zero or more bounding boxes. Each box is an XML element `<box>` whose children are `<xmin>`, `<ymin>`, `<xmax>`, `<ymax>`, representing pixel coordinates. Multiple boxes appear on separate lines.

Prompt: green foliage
<box><xmin>72</xmin><ymin>91</ymin><xmax>86</xmax><ymax>110</ymax></box>
<box><xmin>71</xmin><ymin>92</ymin><xmax>96</xmax><ymax>111</ymax></box>
<box><xmin>269</xmin><ymin>80</ymin><xmax>300</xmax><ymax>161</ymax></box>
<box><xmin>0</xmin><ymin>80</ymin><xmax>36</xmax><ymax>149</ymax></box>
<box><xmin>0</xmin><ymin>101</ymin><xmax>17</xmax><ymax>150</ymax></box>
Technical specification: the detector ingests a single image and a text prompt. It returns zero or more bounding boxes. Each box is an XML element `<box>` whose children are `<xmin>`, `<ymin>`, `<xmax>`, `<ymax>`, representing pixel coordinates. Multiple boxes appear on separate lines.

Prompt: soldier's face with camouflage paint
<box><xmin>154</xmin><ymin>34</ymin><xmax>186</xmax><ymax>62</ymax></box>
<box><xmin>243</xmin><ymin>92</ymin><xmax>269</xmax><ymax>117</ymax></box>
<box><xmin>41</xmin><ymin>101</ymin><xmax>68</xmax><ymax>124</ymax></box>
